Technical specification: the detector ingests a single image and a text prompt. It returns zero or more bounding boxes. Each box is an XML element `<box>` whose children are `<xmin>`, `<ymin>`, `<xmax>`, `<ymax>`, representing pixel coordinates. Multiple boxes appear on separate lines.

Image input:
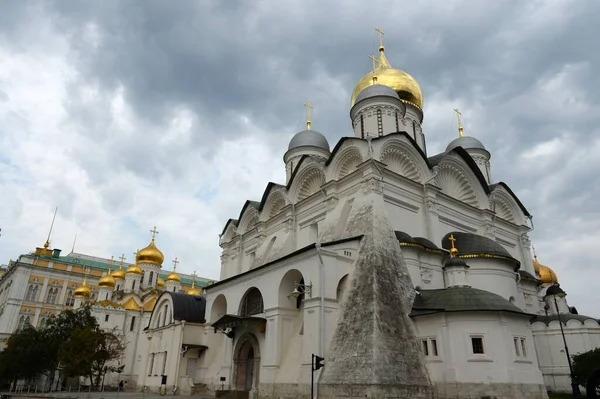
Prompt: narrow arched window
<box><xmin>25</xmin><ymin>285</ymin><xmax>34</xmax><ymax>301</ymax></box>
<box><xmin>377</xmin><ymin>109</ymin><xmax>383</xmax><ymax>136</ymax></box>
<box><xmin>149</xmin><ymin>271</ymin><xmax>154</xmax><ymax>286</ymax></box>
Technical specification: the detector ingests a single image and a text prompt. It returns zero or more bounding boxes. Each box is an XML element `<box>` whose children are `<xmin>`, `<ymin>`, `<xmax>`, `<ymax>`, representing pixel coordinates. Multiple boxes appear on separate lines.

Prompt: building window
<box><xmin>360</xmin><ymin>114</ymin><xmax>365</xmax><ymax>138</ymax></box>
<box><xmin>132</xmin><ymin>281</ymin><xmax>136</xmax><ymax>290</ymax></box>
<box><xmin>514</xmin><ymin>336</ymin><xmax>527</xmax><ymax>358</ymax></box>
<box><xmin>240</xmin><ymin>287</ymin><xmax>264</xmax><ymax>316</ymax></box>
<box><xmin>130</xmin><ymin>316</ymin><xmax>136</xmax><ymax>332</ymax></box>
<box><xmin>471</xmin><ymin>336</ymin><xmax>485</xmax><ymax>354</ymax></box>
<box><xmin>149</xmin><ymin>271</ymin><xmax>154</xmax><ymax>286</ymax></box>
<box><xmin>421</xmin><ymin>338</ymin><xmax>439</xmax><ymax>357</ymax></box>
<box><xmin>105</xmin><ymin>314</ymin><xmax>109</xmax><ymax>322</ymax></box>
<box><xmin>65</xmin><ymin>290</ymin><xmax>74</xmax><ymax>306</ymax></box>
<box><xmin>377</xmin><ymin>109</ymin><xmax>383</xmax><ymax>136</ymax></box>
<box><xmin>162</xmin><ymin>352</ymin><xmax>168</xmax><ymax>374</ymax></box>
<box><xmin>46</xmin><ymin>288</ymin><xmax>58</xmax><ymax>304</ymax></box>
<box><xmin>148</xmin><ymin>353</ymin><xmax>155</xmax><ymax>376</ymax></box>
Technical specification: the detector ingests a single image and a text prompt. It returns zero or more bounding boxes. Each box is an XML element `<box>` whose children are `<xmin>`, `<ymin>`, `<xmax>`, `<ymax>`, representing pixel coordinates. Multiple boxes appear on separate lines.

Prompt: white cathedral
<box><xmin>25</xmin><ymin>34</ymin><xmax>600</xmax><ymax>398</ymax></box>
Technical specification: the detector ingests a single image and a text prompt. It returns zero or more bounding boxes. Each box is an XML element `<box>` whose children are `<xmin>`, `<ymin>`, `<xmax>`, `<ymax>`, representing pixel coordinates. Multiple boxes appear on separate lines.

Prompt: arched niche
<box><xmin>239</xmin><ymin>287</ymin><xmax>264</xmax><ymax>317</ymax></box>
<box><xmin>232</xmin><ymin>333</ymin><xmax>261</xmax><ymax>392</ymax></box>
<box><xmin>263</xmin><ymin>191</ymin><xmax>287</xmax><ymax>220</ymax></box>
<box><xmin>292</xmin><ymin>167</ymin><xmax>325</xmax><ymax>202</ymax></box>
<box><xmin>238</xmin><ymin>207</ymin><xmax>259</xmax><ymax>235</ymax></box>
<box><xmin>327</xmin><ymin>146</ymin><xmax>363</xmax><ymax>181</ymax></box>
<box><xmin>278</xmin><ymin>269</ymin><xmax>306</xmax><ymax>309</ymax></box>
<box><xmin>211</xmin><ymin>294</ymin><xmax>228</xmax><ymax>323</ymax></box>
<box><xmin>436</xmin><ymin>156</ymin><xmax>489</xmax><ymax>209</ymax></box>
<box><xmin>336</xmin><ymin>274</ymin><xmax>349</xmax><ymax>303</ymax></box>
<box><xmin>378</xmin><ymin>137</ymin><xmax>429</xmax><ymax>183</ymax></box>
<box><xmin>489</xmin><ymin>187</ymin><xmax>526</xmax><ymax>226</ymax></box>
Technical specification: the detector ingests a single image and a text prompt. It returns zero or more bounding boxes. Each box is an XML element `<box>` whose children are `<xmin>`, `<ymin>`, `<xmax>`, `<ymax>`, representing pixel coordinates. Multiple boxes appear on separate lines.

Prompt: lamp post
<box><xmin>547</xmin><ymin>284</ymin><xmax>582</xmax><ymax>398</ymax></box>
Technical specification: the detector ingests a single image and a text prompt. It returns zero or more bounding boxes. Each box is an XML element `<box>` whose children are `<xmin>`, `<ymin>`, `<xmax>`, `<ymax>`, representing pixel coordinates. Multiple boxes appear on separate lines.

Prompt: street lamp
<box><xmin>545</xmin><ymin>284</ymin><xmax>582</xmax><ymax>398</ymax></box>
<box><xmin>288</xmin><ymin>281</ymin><xmax>312</xmax><ymax>299</ymax></box>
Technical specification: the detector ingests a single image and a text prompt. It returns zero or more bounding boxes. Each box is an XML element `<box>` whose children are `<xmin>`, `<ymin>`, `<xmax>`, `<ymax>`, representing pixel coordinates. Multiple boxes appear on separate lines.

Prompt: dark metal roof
<box><xmin>441</xmin><ymin>232</ymin><xmax>520</xmax><ymax>268</ymax></box>
<box><xmin>288</xmin><ymin>129</ymin><xmax>330</xmax><ymax>151</ymax></box>
<box><xmin>530</xmin><ymin>314</ymin><xmax>599</xmax><ymax>326</ymax></box>
<box><xmin>395</xmin><ymin>231</ymin><xmax>443</xmax><ymax>253</ymax></box>
<box><xmin>411</xmin><ymin>287</ymin><xmax>526</xmax><ymax>317</ymax></box>
<box><xmin>355</xmin><ymin>84</ymin><xmax>400</xmax><ymax>104</ymax></box>
<box><xmin>518</xmin><ymin>270</ymin><xmax>539</xmax><ymax>282</ymax></box>
<box><xmin>444</xmin><ymin>257</ymin><xmax>469</xmax><ymax>268</ymax></box>
<box><xmin>489</xmin><ymin>182</ymin><xmax>531</xmax><ymax>217</ymax></box>
<box><xmin>446</xmin><ymin>136</ymin><xmax>486</xmax><ymax>152</ymax></box>
<box><xmin>163</xmin><ymin>291</ymin><xmax>206</xmax><ymax>324</ymax></box>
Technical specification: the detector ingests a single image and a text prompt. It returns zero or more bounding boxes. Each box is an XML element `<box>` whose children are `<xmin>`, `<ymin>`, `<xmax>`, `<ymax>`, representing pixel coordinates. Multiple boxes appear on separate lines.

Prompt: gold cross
<box><xmin>191</xmin><ymin>271</ymin><xmax>197</xmax><ymax>288</ymax></box>
<box><xmin>172</xmin><ymin>257</ymin><xmax>179</xmax><ymax>271</ymax></box>
<box><xmin>119</xmin><ymin>254</ymin><xmax>126</xmax><ymax>264</ymax></box>
<box><xmin>108</xmin><ymin>256</ymin><xmax>114</xmax><ymax>272</ymax></box>
<box><xmin>453</xmin><ymin>108</ymin><xmax>464</xmax><ymax>137</ymax></box>
<box><xmin>369</xmin><ymin>54</ymin><xmax>379</xmax><ymax>85</ymax></box>
<box><xmin>448</xmin><ymin>234</ymin><xmax>457</xmax><ymax>249</ymax></box>
<box><xmin>304</xmin><ymin>102</ymin><xmax>313</xmax><ymax>130</ymax></box>
<box><xmin>375</xmin><ymin>28</ymin><xmax>384</xmax><ymax>48</ymax></box>
<box><xmin>150</xmin><ymin>226</ymin><xmax>159</xmax><ymax>240</ymax></box>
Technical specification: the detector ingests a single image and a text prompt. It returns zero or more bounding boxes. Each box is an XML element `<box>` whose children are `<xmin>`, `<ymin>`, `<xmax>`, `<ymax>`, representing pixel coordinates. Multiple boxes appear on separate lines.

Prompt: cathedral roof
<box><xmin>441</xmin><ymin>232</ymin><xmax>520</xmax><ymax>269</ymax></box>
<box><xmin>395</xmin><ymin>231</ymin><xmax>443</xmax><ymax>254</ymax></box>
<box><xmin>518</xmin><ymin>270</ymin><xmax>539</xmax><ymax>282</ymax></box>
<box><xmin>162</xmin><ymin>291</ymin><xmax>206</xmax><ymax>323</ymax></box>
<box><xmin>287</xmin><ymin>129</ymin><xmax>330</xmax><ymax>152</ymax></box>
<box><xmin>354</xmin><ymin>84</ymin><xmax>400</xmax><ymax>105</ymax></box>
<box><xmin>445</xmin><ymin>136</ymin><xmax>487</xmax><ymax>152</ymax></box>
<box><xmin>411</xmin><ymin>287</ymin><xmax>526</xmax><ymax>317</ymax></box>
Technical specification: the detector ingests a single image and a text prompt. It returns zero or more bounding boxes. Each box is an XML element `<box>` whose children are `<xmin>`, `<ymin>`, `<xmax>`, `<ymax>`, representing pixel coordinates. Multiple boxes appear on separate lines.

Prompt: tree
<box><xmin>59</xmin><ymin>327</ymin><xmax>125</xmax><ymax>388</ymax></box>
<box><xmin>0</xmin><ymin>325</ymin><xmax>54</xmax><ymax>386</ymax></box>
<box><xmin>572</xmin><ymin>347</ymin><xmax>600</xmax><ymax>387</ymax></box>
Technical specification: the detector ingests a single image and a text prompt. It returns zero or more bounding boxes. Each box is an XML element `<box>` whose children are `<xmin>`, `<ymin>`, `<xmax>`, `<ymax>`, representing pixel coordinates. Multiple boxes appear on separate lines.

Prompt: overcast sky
<box><xmin>1</xmin><ymin>1</ymin><xmax>598</xmax><ymax>316</ymax></box>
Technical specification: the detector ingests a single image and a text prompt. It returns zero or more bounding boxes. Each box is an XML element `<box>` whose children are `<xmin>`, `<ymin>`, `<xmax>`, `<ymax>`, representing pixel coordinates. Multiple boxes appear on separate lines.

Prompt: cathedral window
<box><xmin>240</xmin><ymin>288</ymin><xmax>264</xmax><ymax>317</ymax></box>
<box><xmin>132</xmin><ymin>281</ymin><xmax>136</xmax><ymax>290</ymax></box>
<box><xmin>148</xmin><ymin>354</ymin><xmax>155</xmax><ymax>376</ymax></box>
<box><xmin>105</xmin><ymin>314</ymin><xmax>109</xmax><ymax>322</ymax></box>
<box><xmin>395</xmin><ymin>111</ymin><xmax>399</xmax><ymax>132</ymax></box>
<box><xmin>420</xmin><ymin>338</ymin><xmax>439</xmax><ymax>358</ymax></box>
<box><xmin>377</xmin><ymin>109</ymin><xmax>383</xmax><ymax>136</ymax></box>
<box><xmin>470</xmin><ymin>336</ymin><xmax>485</xmax><ymax>354</ymax></box>
<box><xmin>360</xmin><ymin>114</ymin><xmax>365</xmax><ymax>138</ymax></box>
<box><xmin>514</xmin><ymin>336</ymin><xmax>527</xmax><ymax>358</ymax></box>
<box><xmin>421</xmin><ymin>340</ymin><xmax>429</xmax><ymax>356</ymax></box>
<box><xmin>149</xmin><ymin>271</ymin><xmax>154</xmax><ymax>286</ymax></box>
<box><xmin>130</xmin><ymin>316</ymin><xmax>136</xmax><ymax>331</ymax></box>
<box><xmin>412</xmin><ymin>121</ymin><xmax>417</xmax><ymax>141</ymax></box>
<box><xmin>162</xmin><ymin>352</ymin><xmax>168</xmax><ymax>374</ymax></box>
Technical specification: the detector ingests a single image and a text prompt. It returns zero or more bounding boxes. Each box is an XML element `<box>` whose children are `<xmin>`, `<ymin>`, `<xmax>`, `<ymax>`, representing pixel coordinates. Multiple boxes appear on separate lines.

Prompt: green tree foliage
<box><xmin>572</xmin><ymin>347</ymin><xmax>600</xmax><ymax>387</ymax></box>
<box><xmin>0</xmin><ymin>325</ymin><xmax>53</xmax><ymax>383</ymax></box>
<box><xmin>0</xmin><ymin>304</ymin><xmax>125</xmax><ymax>389</ymax></box>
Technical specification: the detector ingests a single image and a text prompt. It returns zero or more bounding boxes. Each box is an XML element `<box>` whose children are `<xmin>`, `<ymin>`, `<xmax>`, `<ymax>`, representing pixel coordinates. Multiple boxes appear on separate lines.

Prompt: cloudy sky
<box><xmin>0</xmin><ymin>1</ymin><xmax>598</xmax><ymax>315</ymax></box>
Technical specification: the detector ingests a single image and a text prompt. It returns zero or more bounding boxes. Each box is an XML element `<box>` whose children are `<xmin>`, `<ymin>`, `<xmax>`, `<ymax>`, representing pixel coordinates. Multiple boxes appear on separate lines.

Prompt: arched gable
<box><xmin>489</xmin><ymin>184</ymin><xmax>528</xmax><ymax>225</ymax></box>
<box><xmin>263</xmin><ymin>190</ymin><xmax>288</xmax><ymax>220</ymax></box>
<box><xmin>237</xmin><ymin>201</ymin><xmax>260</xmax><ymax>235</ymax></box>
<box><xmin>290</xmin><ymin>165</ymin><xmax>326</xmax><ymax>202</ymax></box>
<box><xmin>327</xmin><ymin>144</ymin><xmax>364</xmax><ymax>180</ymax></box>
<box><xmin>377</xmin><ymin>135</ymin><xmax>430</xmax><ymax>183</ymax></box>
<box><xmin>436</xmin><ymin>153</ymin><xmax>489</xmax><ymax>209</ymax></box>
<box><xmin>149</xmin><ymin>293</ymin><xmax>173</xmax><ymax>329</ymax></box>
<box><xmin>221</xmin><ymin>222</ymin><xmax>238</xmax><ymax>244</ymax></box>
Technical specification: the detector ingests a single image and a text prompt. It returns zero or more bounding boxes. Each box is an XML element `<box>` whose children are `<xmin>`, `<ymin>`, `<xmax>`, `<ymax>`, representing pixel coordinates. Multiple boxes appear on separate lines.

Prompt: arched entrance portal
<box><xmin>232</xmin><ymin>333</ymin><xmax>260</xmax><ymax>392</ymax></box>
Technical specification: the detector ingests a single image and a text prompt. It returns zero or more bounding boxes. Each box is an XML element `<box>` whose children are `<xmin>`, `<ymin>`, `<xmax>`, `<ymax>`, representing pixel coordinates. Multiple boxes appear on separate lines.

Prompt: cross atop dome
<box><xmin>304</xmin><ymin>102</ymin><xmax>313</xmax><ymax>130</ymax></box>
<box><xmin>150</xmin><ymin>226</ymin><xmax>159</xmax><ymax>241</ymax></box>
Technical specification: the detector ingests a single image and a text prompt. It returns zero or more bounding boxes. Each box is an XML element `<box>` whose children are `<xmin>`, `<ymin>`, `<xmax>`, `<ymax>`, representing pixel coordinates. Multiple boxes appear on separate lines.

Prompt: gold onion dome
<box><xmin>126</xmin><ymin>263</ymin><xmax>143</xmax><ymax>275</ymax></box>
<box><xmin>136</xmin><ymin>239</ymin><xmax>164</xmax><ymax>266</ymax></box>
<box><xmin>157</xmin><ymin>278</ymin><xmax>165</xmax><ymax>288</ymax></box>
<box><xmin>98</xmin><ymin>272</ymin><xmax>116</xmax><ymax>288</ymax></box>
<box><xmin>166</xmin><ymin>271</ymin><xmax>181</xmax><ymax>283</ymax></box>
<box><xmin>187</xmin><ymin>286</ymin><xmax>202</xmax><ymax>296</ymax></box>
<box><xmin>74</xmin><ymin>281</ymin><xmax>91</xmax><ymax>298</ymax></box>
<box><xmin>533</xmin><ymin>256</ymin><xmax>558</xmax><ymax>284</ymax></box>
<box><xmin>351</xmin><ymin>45</ymin><xmax>423</xmax><ymax>110</ymax></box>
<box><xmin>112</xmin><ymin>267</ymin><xmax>126</xmax><ymax>280</ymax></box>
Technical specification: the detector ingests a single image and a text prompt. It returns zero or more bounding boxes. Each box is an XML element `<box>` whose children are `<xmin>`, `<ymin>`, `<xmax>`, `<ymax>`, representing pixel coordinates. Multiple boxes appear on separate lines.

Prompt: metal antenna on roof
<box><xmin>71</xmin><ymin>233</ymin><xmax>77</xmax><ymax>253</ymax></box>
<box><xmin>44</xmin><ymin>206</ymin><xmax>58</xmax><ymax>249</ymax></box>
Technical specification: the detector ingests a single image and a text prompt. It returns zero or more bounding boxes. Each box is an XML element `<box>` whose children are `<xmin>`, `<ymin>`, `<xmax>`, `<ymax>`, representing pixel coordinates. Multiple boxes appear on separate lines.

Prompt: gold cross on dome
<box><xmin>375</xmin><ymin>28</ymin><xmax>384</xmax><ymax>47</ymax></box>
<box><xmin>172</xmin><ymin>257</ymin><xmax>179</xmax><ymax>271</ymax></box>
<box><xmin>109</xmin><ymin>255</ymin><xmax>114</xmax><ymax>266</ymax></box>
<box><xmin>150</xmin><ymin>226</ymin><xmax>159</xmax><ymax>240</ymax></box>
<box><xmin>448</xmin><ymin>234</ymin><xmax>457</xmax><ymax>249</ymax></box>
<box><xmin>119</xmin><ymin>253</ymin><xmax>126</xmax><ymax>264</ymax></box>
<box><xmin>304</xmin><ymin>102</ymin><xmax>313</xmax><ymax>130</ymax></box>
<box><xmin>453</xmin><ymin>108</ymin><xmax>464</xmax><ymax>137</ymax></box>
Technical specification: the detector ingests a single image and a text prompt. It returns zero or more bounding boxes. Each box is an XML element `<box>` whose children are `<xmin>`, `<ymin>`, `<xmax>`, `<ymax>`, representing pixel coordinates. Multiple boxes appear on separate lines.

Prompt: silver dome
<box><xmin>288</xmin><ymin>130</ymin><xmax>330</xmax><ymax>151</ymax></box>
<box><xmin>354</xmin><ymin>84</ymin><xmax>400</xmax><ymax>105</ymax></box>
<box><xmin>445</xmin><ymin>136</ymin><xmax>486</xmax><ymax>152</ymax></box>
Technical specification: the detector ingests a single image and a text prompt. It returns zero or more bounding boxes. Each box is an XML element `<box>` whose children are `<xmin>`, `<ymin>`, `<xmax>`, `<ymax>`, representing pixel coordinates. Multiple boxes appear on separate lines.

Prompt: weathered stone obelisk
<box><xmin>319</xmin><ymin>169</ymin><xmax>435</xmax><ymax>398</ymax></box>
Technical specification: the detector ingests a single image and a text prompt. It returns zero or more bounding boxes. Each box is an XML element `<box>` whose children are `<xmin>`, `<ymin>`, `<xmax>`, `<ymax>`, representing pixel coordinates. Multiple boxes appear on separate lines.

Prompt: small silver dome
<box><xmin>288</xmin><ymin>130</ymin><xmax>330</xmax><ymax>151</ymax></box>
<box><xmin>354</xmin><ymin>84</ymin><xmax>400</xmax><ymax>105</ymax></box>
<box><xmin>446</xmin><ymin>136</ymin><xmax>486</xmax><ymax>152</ymax></box>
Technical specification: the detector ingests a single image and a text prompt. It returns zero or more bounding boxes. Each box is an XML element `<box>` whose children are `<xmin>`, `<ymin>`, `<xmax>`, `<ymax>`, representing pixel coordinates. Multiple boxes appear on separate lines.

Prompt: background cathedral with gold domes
<box><xmin>0</xmin><ymin>226</ymin><xmax>214</xmax><ymax>389</ymax></box>
<box><xmin>1</xmin><ymin>30</ymin><xmax>600</xmax><ymax>398</ymax></box>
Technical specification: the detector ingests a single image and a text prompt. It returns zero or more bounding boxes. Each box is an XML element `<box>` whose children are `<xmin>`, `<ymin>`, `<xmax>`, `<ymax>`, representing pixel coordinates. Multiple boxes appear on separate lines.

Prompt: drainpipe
<box><xmin>314</xmin><ymin>244</ymin><xmax>326</xmax><ymax>398</ymax></box>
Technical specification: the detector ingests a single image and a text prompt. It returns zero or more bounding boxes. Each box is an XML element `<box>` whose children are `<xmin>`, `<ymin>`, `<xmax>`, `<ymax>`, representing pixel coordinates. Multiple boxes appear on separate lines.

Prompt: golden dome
<box><xmin>136</xmin><ymin>239</ymin><xmax>164</xmax><ymax>266</ymax></box>
<box><xmin>112</xmin><ymin>267</ymin><xmax>126</xmax><ymax>280</ymax></box>
<box><xmin>157</xmin><ymin>278</ymin><xmax>165</xmax><ymax>288</ymax></box>
<box><xmin>187</xmin><ymin>286</ymin><xmax>202</xmax><ymax>296</ymax></box>
<box><xmin>166</xmin><ymin>271</ymin><xmax>181</xmax><ymax>283</ymax></box>
<box><xmin>126</xmin><ymin>264</ymin><xmax>143</xmax><ymax>275</ymax></box>
<box><xmin>74</xmin><ymin>281</ymin><xmax>91</xmax><ymax>298</ymax></box>
<box><xmin>533</xmin><ymin>256</ymin><xmax>558</xmax><ymax>284</ymax></box>
<box><xmin>351</xmin><ymin>46</ymin><xmax>423</xmax><ymax>110</ymax></box>
<box><xmin>98</xmin><ymin>273</ymin><xmax>116</xmax><ymax>288</ymax></box>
